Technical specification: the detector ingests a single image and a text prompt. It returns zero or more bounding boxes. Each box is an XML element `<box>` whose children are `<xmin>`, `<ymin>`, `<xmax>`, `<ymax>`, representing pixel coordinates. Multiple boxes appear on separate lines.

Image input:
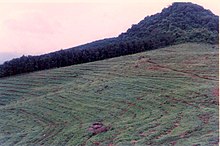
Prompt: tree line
<box><xmin>0</xmin><ymin>34</ymin><xmax>174</xmax><ymax>77</ymax></box>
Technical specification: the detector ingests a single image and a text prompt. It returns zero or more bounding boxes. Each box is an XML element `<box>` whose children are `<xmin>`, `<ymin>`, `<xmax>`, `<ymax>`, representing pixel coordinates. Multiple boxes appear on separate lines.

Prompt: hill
<box><xmin>0</xmin><ymin>2</ymin><xmax>219</xmax><ymax>77</ymax></box>
<box><xmin>119</xmin><ymin>2</ymin><xmax>219</xmax><ymax>43</ymax></box>
<box><xmin>0</xmin><ymin>43</ymin><xmax>218</xmax><ymax>145</ymax></box>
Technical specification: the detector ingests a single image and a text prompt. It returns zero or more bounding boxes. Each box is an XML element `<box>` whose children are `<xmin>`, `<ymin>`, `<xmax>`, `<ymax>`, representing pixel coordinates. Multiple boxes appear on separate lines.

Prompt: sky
<box><xmin>0</xmin><ymin>0</ymin><xmax>219</xmax><ymax>64</ymax></box>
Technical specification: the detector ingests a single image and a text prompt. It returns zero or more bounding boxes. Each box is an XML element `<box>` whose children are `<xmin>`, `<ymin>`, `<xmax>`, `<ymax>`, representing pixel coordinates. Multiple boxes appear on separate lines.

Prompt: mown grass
<box><xmin>0</xmin><ymin>43</ymin><xmax>218</xmax><ymax>145</ymax></box>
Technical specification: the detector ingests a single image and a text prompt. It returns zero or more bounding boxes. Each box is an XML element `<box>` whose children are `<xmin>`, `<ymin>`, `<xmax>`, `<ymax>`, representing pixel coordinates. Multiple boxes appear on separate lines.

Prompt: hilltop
<box><xmin>0</xmin><ymin>2</ymin><xmax>219</xmax><ymax>77</ymax></box>
<box><xmin>119</xmin><ymin>2</ymin><xmax>219</xmax><ymax>43</ymax></box>
<box><xmin>0</xmin><ymin>43</ymin><xmax>218</xmax><ymax>145</ymax></box>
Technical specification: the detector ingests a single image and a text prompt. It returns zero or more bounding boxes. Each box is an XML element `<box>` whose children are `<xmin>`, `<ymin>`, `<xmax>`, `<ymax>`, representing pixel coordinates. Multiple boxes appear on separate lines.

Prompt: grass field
<box><xmin>0</xmin><ymin>43</ymin><xmax>218</xmax><ymax>146</ymax></box>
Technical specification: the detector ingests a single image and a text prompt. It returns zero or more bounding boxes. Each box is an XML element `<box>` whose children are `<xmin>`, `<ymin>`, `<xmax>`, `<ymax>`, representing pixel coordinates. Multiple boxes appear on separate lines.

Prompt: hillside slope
<box><xmin>0</xmin><ymin>43</ymin><xmax>218</xmax><ymax>145</ymax></box>
<box><xmin>0</xmin><ymin>2</ymin><xmax>219</xmax><ymax>77</ymax></box>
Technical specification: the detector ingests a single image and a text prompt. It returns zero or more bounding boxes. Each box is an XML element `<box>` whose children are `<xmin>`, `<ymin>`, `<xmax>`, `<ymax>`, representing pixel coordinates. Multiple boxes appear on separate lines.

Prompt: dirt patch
<box><xmin>88</xmin><ymin>122</ymin><xmax>110</xmax><ymax>135</ymax></box>
<box><xmin>139</xmin><ymin>130</ymin><xmax>157</xmax><ymax>137</ymax></box>
<box><xmin>147</xmin><ymin>65</ymin><xmax>166</xmax><ymax>71</ymax></box>
<box><xmin>131</xmin><ymin>140</ymin><xmax>138</xmax><ymax>145</ymax></box>
<box><xmin>212</xmin><ymin>87</ymin><xmax>219</xmax><ymax>97</ymax></box>
<box><xmin>170</xmin><ymin>141</ymin><xmax>177</xmax><ymax>146</ymax></box>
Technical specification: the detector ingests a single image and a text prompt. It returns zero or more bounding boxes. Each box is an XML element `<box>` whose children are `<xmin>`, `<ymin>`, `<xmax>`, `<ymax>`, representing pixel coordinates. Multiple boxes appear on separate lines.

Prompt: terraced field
<box><xmin>0</xmin><ymin>43</ymin><xmax>218</xmax><ymax>145</ymax></box>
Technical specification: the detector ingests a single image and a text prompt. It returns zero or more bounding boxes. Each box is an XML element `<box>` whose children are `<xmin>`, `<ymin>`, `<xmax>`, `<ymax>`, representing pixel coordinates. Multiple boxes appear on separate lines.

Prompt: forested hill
<box><xmin>0</xmin><ymin>2</ymin><xmax>219</xmax><ymax>77</ymax></box>
<box><xmin>119</xmin><ymin>2</ymin><xmax>219</xmax><ymax>43</ymax></box>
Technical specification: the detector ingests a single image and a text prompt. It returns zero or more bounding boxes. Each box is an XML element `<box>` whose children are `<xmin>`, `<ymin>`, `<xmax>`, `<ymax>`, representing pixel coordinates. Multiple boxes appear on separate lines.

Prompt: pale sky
<box><xmin>0</xmin><ymin>0</ymin><xmax>219</xmax><ymax>63</ymax></box>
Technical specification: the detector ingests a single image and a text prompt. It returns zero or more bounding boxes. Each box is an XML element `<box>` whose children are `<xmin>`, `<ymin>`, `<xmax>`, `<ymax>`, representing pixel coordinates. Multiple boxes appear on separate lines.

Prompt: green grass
<box><xmin>0</xmin><ymin>43</ymin><xmax>218</xmax><ymax>145</ymax></box>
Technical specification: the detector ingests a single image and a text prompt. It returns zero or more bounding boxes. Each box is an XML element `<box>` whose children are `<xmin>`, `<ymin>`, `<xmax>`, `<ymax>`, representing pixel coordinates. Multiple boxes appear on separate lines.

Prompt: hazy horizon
<box><xmin>0</xmin><ymin>0</ymin><xmax>219</xmax><ymax>64</ymax></box>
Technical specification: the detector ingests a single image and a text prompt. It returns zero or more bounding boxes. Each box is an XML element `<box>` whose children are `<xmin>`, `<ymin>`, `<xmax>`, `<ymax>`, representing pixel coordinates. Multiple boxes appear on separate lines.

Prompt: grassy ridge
<box><xmin>0</xmin><ymin>43</ymin><xmax>218</xmax><ymax>145</ymax></box>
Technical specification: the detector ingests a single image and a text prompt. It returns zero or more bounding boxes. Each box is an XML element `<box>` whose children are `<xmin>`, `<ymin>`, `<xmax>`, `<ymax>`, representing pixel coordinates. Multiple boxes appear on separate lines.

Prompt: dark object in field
<box><xmin>88</xmin><ymin>122</ymin><xmax>110</xmax><ymax>135</ymax></box>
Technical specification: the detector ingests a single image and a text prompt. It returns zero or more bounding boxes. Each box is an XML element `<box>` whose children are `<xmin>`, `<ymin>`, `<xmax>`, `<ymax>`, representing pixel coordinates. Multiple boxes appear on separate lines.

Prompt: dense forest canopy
<box><xmin>0</xmin><ymin>2</ymin><xmax>219</xmax><ymax>77</ymax></box>
<box><xmin>119</xmin><ymin>2</ymin><xmax>219</xmax><ymax>43</ymax></box>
